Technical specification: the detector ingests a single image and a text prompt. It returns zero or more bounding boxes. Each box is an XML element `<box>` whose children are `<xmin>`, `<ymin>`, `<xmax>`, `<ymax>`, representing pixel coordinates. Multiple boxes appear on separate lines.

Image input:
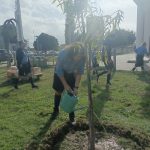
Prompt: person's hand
<box><xmin>64</xmin><ymin>84</ymin><xmax>72</xmax><ymax>93</ymax></box>
<box><xmin>73</xmin><ymin>87</ymin><xmax>78</xmax><ymax>96</ymax></box>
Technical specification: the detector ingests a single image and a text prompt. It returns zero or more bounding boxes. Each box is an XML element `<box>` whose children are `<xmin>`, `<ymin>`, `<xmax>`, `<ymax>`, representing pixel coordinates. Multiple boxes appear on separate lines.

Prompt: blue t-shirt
<box><xmin>135</xmin><ymin>46</ymin><xmax>147</xmax><ymax>55</ymax></box>
<box><xmin>21</xmin><ymin>51</ymin><xmax>29</xmax><ymax>65</ymax></box>
<box><xmin>55</xmin><ymin>50</ymin><xmax>85</xmax><ymax>77</ymax></box>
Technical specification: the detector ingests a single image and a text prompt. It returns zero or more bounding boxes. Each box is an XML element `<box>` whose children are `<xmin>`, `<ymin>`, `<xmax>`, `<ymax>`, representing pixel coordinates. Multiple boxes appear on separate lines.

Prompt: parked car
<box><xmin>0</xmin><ymin>49</ymin><xmax>13</xmax><ymax>62</ymax></box>
<box><xmin>47</xmin><ymin>50</ymin><xmax>59</xmax><ymax>56</ymax></box>
<box><xmin>26</xmin><ymin>50</ymin><xmax>35</xmax><ymax>57</ymax></box>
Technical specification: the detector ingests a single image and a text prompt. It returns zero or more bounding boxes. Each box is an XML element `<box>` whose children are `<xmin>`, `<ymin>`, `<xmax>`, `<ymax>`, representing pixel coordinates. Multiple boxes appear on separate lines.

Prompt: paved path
<box><xmin>116</xmin><ymin>53</ymin><xmax>150</xmax><ymax>71</ymax></box>
<box><xmin>0</xmin><ymin>64</ymin><xmax>7</xmax><ymax>68</ymax></box>
<box><xmin>1</xmin><ymin>54</ymin><xmax>150</xmax><ymax>71</ymax></box>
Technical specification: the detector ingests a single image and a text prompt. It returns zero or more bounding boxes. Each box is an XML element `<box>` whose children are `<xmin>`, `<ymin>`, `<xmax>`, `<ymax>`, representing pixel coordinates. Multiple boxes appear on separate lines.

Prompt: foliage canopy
<box><xmin>33</xmin><ymin>33</ymin><xmax>59</xmax><ymax>51</ymax></box>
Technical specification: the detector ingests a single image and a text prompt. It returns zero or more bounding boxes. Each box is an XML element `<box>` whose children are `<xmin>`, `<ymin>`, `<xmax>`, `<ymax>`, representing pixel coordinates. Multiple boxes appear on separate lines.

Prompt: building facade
<box><xmin>134</xmin><ymin>0</ymin><xmax>150</xmax><ymax>52</ymax></box>
<box><xmin>0</xmin><ymin>26</ymin><xmax>5</xmax><ymax>49</ymax></box>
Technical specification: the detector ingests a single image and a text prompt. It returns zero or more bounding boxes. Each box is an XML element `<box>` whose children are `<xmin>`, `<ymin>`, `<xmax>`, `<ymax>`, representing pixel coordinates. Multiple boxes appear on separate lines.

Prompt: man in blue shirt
<box><xmin>132</xmin><ymin>42</ymin><xmax>149</xmax><ymax>71</ymax></box>
<box><xmin>13</xmin><ymin>41</ymin><xmax>38</xmax><ymax>89</ymax></box>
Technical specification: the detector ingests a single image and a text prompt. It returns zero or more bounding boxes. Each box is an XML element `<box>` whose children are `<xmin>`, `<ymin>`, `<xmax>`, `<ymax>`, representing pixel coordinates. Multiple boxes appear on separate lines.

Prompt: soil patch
<box><xmin>54</xmin><ymin>131</ymin><xmax>139</xmax><ymax>150</ymax></box>
<box><xmin>26</xmin><ymin>121</ymin><xmax>150</xmax><ymax>150</ymax></box>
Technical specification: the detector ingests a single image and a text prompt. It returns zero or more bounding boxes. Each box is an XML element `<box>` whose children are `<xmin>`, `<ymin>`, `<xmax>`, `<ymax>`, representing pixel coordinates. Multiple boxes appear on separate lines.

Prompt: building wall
<box><xmin>135</xmin><ymin>0</ymin><xmax>150</xmax><ymax>52</ymax></box>
<box><xmin>143</xmin><ymin>3</ymin><xmax>150</xmax><ymax>52</ymax></box>
<box><xmin>0</xmin><ymin>26</ymin><xmax>5</xmax><ymax>49</ymax></box>
<box><xmin>136</xmin><ymin>5</ymin><xmax>144</xmax><ymax>47</ymax></box>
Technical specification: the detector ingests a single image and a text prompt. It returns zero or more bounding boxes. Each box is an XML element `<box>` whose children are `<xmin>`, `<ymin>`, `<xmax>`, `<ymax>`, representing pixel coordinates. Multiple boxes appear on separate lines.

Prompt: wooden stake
<box><xmin>86</xmin><ymin>43</ymin><xmax>95</xmax><ymax>150</ymax></box>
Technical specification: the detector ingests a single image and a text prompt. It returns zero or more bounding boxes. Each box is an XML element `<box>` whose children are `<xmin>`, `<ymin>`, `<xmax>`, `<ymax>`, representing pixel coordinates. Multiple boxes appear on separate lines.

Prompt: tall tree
<box><xmin>2</xmin><ymin>19</ymin><xmax>17</xmax><ymax>50</ymax></box>
<box><xmin>52</xmin><ymin>0</ymin><xmax>75</xmax><ymax>44</ymax></box>
<box><xmin>104</xmin><ymin>29</ymin><xmax>136</xmax><ymax>48</ymax></box>
<box><xmin>52</xmin><ymin>0</ymin><xmax>88</xmax><ymax>44</ymax></box>
<box><xmin>0</xmin><ymin>26</ymin><xmax>5</xmax><ymax>48</ymax></box>
<box><xmin>64</xmin><ymin>0</ymin><xmax>75</xmax><ymax>44</ymax></box>
<box><xmin>33</xmin><ymin>33</ymin><xmax>59</xmax><ymax>52</ymax></box>
<box><xmin>1</xmin><ymin>19</ymin><xmax>17</xmax><ymax>67</ymax></box>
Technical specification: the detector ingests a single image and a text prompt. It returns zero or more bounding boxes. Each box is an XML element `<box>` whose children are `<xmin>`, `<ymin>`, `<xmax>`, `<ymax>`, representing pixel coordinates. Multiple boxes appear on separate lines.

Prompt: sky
<box><xmin>0</xmin><ymin>0</ymin><xmax>137</xmax><ymax>46</ymax></box>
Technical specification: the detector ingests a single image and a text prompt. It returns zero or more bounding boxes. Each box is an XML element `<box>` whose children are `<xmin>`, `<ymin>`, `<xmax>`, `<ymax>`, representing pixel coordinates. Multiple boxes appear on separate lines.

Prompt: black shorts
<box><xmin>18</xmin><ymin>64</ymin><xmax>31</xmax><ymax>76</ymax></box>
<box><xmin>135</xmin><ymin>54</ymin><xmax>144</xmax><ymax>67</ymax></box>
<box><xmin>53</xmin><ymin>72</ymin><xmax>75</xmax><ymax>93</ymax></box>
<box><xmin>105</xmin><ymin>60</ymin><xmax>114</xmax><ymax>71</ymax></box>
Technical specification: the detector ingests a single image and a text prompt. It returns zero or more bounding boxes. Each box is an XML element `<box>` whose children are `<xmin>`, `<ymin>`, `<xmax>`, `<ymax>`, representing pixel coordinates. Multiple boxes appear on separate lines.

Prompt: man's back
<box><xmin>135</xmin><ymin>46</ymin><xmax>147</xmax><ymax>55</ymax></box>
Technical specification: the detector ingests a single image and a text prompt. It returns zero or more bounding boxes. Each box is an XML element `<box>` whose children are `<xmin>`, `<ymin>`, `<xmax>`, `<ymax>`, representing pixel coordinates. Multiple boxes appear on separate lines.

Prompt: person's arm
<box><xmin>73</xmin><ymin>74</ymin><xmax>82</xmax><ymax>96</ymax></box>
<box><xmin>59</xmin><ymin>76</ymin><xmax>72</xmax><ymax>92</ymax></box>
<box><xmin>75</xmin><ymin>74</ymin><xmax>81</xmax><ymax>88</ymax></box>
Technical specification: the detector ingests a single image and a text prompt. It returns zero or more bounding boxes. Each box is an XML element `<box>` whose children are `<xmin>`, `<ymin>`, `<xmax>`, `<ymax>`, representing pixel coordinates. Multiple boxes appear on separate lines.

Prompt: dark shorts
<box><xmin>53</xmin><ymin>72</ymin><xmax>75</xmax><ymax>93</ymax></box>
<box><xmin>18</xmin><ymin>64</ymin><xmax>31</xmax><ymax>76</ymax></box>
<box><xmin>135</xmin><ymin>54</ymin><xmax>144</xmax><ymax>67</ymax></box>
<box><xmin>105</xmin><ymin>60</ymin><xmax>114</xmax><ymax>71</ymax></box>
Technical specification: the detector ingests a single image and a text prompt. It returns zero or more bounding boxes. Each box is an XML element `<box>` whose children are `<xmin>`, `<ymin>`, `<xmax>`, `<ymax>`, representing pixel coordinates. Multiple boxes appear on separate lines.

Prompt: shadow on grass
<box><xmin>26</xmin><ymin>114</ymin><xmax>57</xmax><ymax>150</ymax></box>
<box><xmin>145</xmin><ymin>63</ymin><xmax>150</xmax><ymax>72</ymax></box>
<box><xmin>0</xmin><ymin>77</ymin><xmax>40</xmax><ymax>88</ymax></box>
<box><xmin>0</xmin><ymin>88</ymin><xmax>15</xmax><ymax>98</ymax></box>
<box><xmin>136</xmin><ymin>72</ymin><xmax>150</xmax><ymax>119</ymax></box>
<box><xmin>93</xmin><ymin>87</ymin><xmax>110</xmax><ymax>119</ymax></box>
<box><xmin>0</xmin><ymin>80</ymin><xmax>11</xmax><ymax>87</ymax></box>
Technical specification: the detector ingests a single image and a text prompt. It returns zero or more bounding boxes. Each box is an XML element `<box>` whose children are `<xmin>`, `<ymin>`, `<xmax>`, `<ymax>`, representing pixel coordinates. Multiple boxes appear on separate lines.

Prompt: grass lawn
<box><xmin>0</xmin><ymin>66</ymin><xmax>150</xmax><ymax>149</ymax></box>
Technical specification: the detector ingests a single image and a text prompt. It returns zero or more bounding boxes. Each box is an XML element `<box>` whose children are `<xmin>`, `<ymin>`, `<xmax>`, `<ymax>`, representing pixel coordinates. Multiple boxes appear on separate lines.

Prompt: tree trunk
<box><xmin>86</xmin><ymin>44</ymin><xmax>95</xmax><ymax>150</ymax></box>
<box><xmin>65</xmin><ymin>15</ymin><xmax>75</xmax><ymax>44</ymax></box>
<box><xmin>65</xmin><ymin>1</ymin><xmax>75</xmax><ymax>44</ymax></box>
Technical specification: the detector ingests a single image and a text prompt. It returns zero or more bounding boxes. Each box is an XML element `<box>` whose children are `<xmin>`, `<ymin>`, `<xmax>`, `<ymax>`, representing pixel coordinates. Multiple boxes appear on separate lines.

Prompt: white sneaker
<box><xmin>69</xmin><ymin>120</ymin><xmax>76</xmax><ymax>126</ymax></box>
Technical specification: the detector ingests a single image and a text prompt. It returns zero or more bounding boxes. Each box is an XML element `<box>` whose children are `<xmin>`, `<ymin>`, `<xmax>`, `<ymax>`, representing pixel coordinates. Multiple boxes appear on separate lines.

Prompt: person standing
<box><xmin>97</xmin><ymin>45</ymin><xmax>113</xmax><ymax>86</ymax></box>
<box><xmin>132</xmin><ymin>42</ymin><xmax>149</xmax><ymax>71</ymax></box>
<box><xmin>52</xmin><ymin>42</ymin><xmax>86</xmax><ymax>124</ymax></box>
<box><xmin>92</xmin><ymin>49</ymin><xmax>99</xmax><ymax>75</ymax></box>
<box><xmin>105</xmin><ymin>45</ymin><xmax>114</xmax><ymax>86</ymax></box>
<box><xmin>13</xmin><ymin>41</ymin><xmax>38</xmax><ymax>89</ymax></box>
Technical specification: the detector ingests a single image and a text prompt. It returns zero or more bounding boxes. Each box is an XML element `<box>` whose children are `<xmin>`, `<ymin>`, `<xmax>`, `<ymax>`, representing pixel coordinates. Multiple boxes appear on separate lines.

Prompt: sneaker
<box><xmin>51</xmin><ymin>110</ymin><xmax>59</xmax><ymax>119</ymax></box>
<box><xmin>141</xmin><ymin>67</ymin><xmax>145</xmax><ymax>71</ymax></box>
<box><xmin>107</xmin><ymin>82</ymin><xmax>111</xmax><ymax>85</ymax></box>
<box><xmin>14</xmin><ymin>85</ymin><xmax>19</xmax><ymax>89</ymax></box>
<box><xmin>106</xmin><ymin>83</ymin><xmax>110</xmax><ymax>88</ymax></box>
<box><xmin>32</xmin><ymin>85</ymin><xmax>38</xmax><ymax>89</ymax></box>
<box><xmin>68</xmin><ymin>120</ymin><xmax>76</xmax><ymax>126</ymax></box>
<box><xmin>96</xmin><ymin>75</ymin><xmax>100</xmax><ymax>82</ymax></box>
<box><xmin>132</xmin><ymin>67</ymin><xmax>135</xmax><ymax>72</ymax></box>
<box><xmin>71</xmin><ymin>121</ymin><xmax>76</xmax><ymax>126</ymax></box>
